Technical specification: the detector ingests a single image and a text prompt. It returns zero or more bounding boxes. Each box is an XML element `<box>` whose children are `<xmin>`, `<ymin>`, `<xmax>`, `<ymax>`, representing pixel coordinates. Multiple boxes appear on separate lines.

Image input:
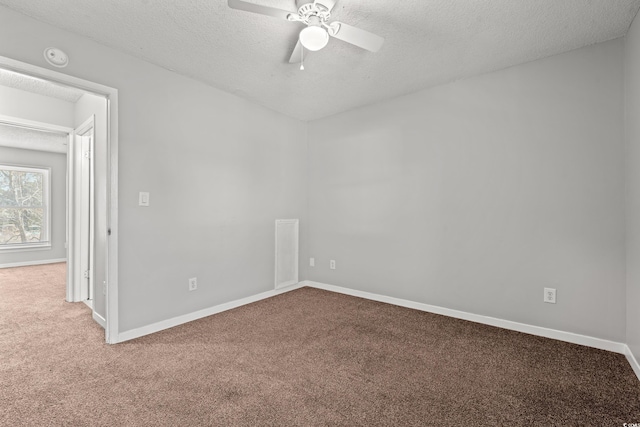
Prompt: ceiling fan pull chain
<box><xmin>300</xmin><ymin>46</ymin><xmax>305</xmax><ymax>71</ymax></box>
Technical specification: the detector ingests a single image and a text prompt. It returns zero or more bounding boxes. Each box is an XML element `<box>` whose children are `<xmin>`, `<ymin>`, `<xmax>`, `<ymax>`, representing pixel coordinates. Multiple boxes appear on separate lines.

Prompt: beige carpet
<box><xmin>1</xmin><ymin>263</ymin><xmax>640</xmax><ymax>426</ymax></box>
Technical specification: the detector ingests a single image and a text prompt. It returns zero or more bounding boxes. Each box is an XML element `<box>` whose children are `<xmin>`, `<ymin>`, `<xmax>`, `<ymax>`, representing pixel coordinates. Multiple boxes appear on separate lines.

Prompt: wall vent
<box><xmin>275</xmin><ymin>219</ymin><xmax>299</xmax><ymax>289</ymax></box>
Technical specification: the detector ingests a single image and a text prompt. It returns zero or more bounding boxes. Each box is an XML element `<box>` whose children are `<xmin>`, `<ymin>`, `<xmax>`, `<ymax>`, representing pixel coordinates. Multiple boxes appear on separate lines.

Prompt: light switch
<box><xmin>139</xmin><ymin>192</ymin><xmax>150</xmax><ymax>207</ymax></box>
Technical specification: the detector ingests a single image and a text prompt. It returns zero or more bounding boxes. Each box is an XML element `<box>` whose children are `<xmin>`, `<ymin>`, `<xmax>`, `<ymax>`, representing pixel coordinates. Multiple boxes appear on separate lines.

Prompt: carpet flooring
<box><xmin>1</xmin><ymin>263</ymin><xmax>640</xmax><ymax>426</ymax></box>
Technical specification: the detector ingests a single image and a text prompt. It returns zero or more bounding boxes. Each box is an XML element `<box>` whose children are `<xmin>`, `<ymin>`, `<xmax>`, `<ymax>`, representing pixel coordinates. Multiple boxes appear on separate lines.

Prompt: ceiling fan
<box><xmin>227</xmin><ymin>0</ymin><xmax>384</xmax><ymax>64</ymax></box>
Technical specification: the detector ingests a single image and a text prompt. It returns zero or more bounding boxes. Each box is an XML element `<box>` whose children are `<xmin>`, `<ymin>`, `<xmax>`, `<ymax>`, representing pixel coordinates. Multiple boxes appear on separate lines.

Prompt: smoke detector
<box><xmin>43</xmin><ymin>47</ymin><xmax>69</xmax><ymax>68</ymax></box>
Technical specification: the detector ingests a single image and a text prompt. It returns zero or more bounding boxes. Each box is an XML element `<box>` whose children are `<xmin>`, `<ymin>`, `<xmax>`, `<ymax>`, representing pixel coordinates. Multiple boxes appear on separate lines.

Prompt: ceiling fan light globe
<box><xmin>299</xmin><ymin>26</ymin><xmax>329</xmax><ymax>51</ymax></box>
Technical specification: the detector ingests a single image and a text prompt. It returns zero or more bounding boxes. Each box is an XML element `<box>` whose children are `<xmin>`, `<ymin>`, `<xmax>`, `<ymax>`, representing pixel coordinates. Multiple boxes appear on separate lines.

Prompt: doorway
<box><xmin>0</xmin><ymin>55</ymin><xmax>118</xmax><ymax>343</ymax></box>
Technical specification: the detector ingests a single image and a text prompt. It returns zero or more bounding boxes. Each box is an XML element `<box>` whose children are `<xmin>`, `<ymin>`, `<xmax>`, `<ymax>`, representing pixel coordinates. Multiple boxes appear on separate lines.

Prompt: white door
<box><xmin>78</xmin><ymin>132</ymin><xmax>94</xmax><ymax>303</ymax></box>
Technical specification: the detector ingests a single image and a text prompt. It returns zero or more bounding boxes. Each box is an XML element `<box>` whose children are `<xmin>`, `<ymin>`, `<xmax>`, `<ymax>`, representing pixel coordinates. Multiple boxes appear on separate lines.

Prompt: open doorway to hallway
<box><xmin>0</xmin><ymin>64</ymin><xmax>114</xmax><ymax>340</ymax></box>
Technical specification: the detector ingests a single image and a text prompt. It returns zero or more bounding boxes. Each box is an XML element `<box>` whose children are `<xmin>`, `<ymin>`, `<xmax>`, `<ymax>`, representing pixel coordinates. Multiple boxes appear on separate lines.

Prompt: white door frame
<box><xmin>0</xmin><ymin>55</ymin><xmax>119</xmax><ymax>344</ymax></box>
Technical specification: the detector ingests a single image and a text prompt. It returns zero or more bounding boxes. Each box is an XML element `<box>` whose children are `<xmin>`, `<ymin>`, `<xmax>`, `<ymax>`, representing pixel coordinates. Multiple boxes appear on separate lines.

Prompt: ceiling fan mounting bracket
<box><xmin>291</xmin><ymin>2</ymin><xmax>331</xmax><ymax>25</ymax></box>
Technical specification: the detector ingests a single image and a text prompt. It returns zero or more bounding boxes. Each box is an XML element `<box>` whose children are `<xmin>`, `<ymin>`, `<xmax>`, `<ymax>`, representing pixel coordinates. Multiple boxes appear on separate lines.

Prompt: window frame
<box><xmin>0</xmin><ymin>164</ymin><xmax>52</xmax><ymax>252</ymax></box>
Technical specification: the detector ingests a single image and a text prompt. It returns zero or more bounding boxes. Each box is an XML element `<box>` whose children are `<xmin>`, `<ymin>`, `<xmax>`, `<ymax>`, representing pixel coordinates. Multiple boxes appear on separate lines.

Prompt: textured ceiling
<box><xmin>0</xmin><ymin>68</ymin><xmax>83</xmax><ymax>102</ymax></box>
<box><xmin>1</xmin><ymin>0</ymin><xmax>639</xmax><ymax>121</ymax></box>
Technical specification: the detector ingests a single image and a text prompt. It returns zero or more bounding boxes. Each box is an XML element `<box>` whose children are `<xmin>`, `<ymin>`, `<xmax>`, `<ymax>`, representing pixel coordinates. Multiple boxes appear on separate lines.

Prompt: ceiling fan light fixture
<box><xmin>299</xmin><ymin>26</ymin><xmax>329</xmax><ymax>51</ymax></box>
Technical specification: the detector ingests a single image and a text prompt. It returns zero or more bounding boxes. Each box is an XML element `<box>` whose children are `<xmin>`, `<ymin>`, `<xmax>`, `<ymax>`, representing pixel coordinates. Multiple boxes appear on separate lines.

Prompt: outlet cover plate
<box><xmin>544</xmin><ymin>287</ymin><xmax>556</xmax><ymax>304</ymax></box>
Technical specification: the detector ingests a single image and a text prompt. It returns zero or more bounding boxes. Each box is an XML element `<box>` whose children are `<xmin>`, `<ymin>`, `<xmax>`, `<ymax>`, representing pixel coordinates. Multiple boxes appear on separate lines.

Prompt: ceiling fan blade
<box><xmin>289</xmin><ymin>40</ymin><xmax>303</xmax><ymax>64</ymax></box>
<box><xmin>228</xmin><ymin>0</ymin><xmax>296</xmax><ymax>20</ymax></box>
<box><xmin>329</xmin><ymin>22</ymin><xmax>384</xmax><ymax>52</ymax></box>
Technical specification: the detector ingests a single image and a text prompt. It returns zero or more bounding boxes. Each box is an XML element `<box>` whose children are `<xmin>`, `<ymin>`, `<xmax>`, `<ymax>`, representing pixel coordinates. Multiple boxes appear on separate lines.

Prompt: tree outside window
<box><xmin>0</xmin><ymin>165</ymin><xmax>50</xmax><ymax>249</ymax></box>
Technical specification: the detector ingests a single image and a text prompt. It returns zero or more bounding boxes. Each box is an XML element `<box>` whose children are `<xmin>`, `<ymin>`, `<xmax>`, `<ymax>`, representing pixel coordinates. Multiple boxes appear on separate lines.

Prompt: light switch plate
<box><xmin>139</xmin><ymin>192</ymin><xmax>150</xmax><ymax>207</ymax></box>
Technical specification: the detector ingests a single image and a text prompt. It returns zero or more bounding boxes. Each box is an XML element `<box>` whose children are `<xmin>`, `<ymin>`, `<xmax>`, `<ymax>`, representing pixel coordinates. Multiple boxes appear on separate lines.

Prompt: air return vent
<box><xmin>275</xmin><ymin>219</ymin><xmax>299</xmax><ymax>289</ymax></box>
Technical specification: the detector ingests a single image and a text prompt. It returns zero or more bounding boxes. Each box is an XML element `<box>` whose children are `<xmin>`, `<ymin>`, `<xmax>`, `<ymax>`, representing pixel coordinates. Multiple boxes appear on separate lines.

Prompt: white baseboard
<box><xmin>116</xmin><ymin>282</ymin><xmax>306</xmax><ymax>343</ymax></box>
<box><xmin>0</xmin><ymin>258</ymin><xmax>66</xmax><ymax>269</ymax></box>
<box><xmin>110</xmin><ymin>278</ymin><xmax>639</xmax><ymax>381</ymax></box>
<box><xmin>303</xmin><ymin>281</ymin><xmax>627</xmax><ymax>355</ymax></box>
<box><xmin>625</xmin><ymin>345</ymin><xmax>640</xmax><ymax>381</ymax></box>
<box><xmin>93</xmin><ymin>311</ymin><xmax>106</xmax><ymax>329</ymax></box>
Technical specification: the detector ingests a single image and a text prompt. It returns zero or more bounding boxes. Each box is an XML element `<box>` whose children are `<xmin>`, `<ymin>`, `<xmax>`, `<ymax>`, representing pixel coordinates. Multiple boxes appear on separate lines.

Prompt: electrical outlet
<box><xmin>189</xmin><ymin>277</ymin><xmax>197</xmax><ymax>291</ymax></box>
<box><xmin>310</xmin><ymin>257</ymin><xmax>315</xmax><ymax>267</ymax></box>
<box><xmin>544</xmin><ymin>287</ymin><xmax>556</xmax><ymax>304</ymax></box>
<box><xmin>330</xmin><ymin>260</ymin><xmax>336</xmax><ymax>270</ymax></box>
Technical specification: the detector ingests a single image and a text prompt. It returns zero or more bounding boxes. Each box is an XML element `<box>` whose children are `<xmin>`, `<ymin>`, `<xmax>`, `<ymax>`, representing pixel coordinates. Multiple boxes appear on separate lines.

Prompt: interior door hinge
<box><xmin>83</xmin><ymin>270</ymin><xmax>90</xmax><ymax>279</ymax></box>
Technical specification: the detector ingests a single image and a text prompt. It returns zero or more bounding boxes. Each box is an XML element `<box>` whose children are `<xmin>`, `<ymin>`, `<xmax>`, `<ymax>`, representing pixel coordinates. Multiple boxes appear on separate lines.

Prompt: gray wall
<box><xmin>307</xmin><ymin>39</ymin><xmax>626</xmax><ymax>342</ymax></box>
<box><xmin>0</xmin><ymin>146</ymin><xmax>67</xmax><ymax>265</ymax></box>
<box><xmin>0</xmin><ymin>7</ymin><xmax>308</xmax><ymax>332</ymax></box>
<box><xmin>626</xmin><ymin>12</ymin><xmax>640</xmax><ymax>363</ymax></box>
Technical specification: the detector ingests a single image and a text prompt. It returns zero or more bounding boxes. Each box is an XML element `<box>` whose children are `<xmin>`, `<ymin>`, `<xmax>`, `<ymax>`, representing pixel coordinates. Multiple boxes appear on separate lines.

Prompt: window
<box><xmin>0</xmin><ymin>165</ymin><xmax>51</xmax><ymax>251</ymax></box>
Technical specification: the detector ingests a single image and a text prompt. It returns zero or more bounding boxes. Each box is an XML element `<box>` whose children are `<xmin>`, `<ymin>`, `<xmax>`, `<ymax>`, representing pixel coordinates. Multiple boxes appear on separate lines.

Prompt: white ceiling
<box><xmin>1</xmin><ymin>0</ymin><xmax>639</xmax><ymax>121</ymax></box>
